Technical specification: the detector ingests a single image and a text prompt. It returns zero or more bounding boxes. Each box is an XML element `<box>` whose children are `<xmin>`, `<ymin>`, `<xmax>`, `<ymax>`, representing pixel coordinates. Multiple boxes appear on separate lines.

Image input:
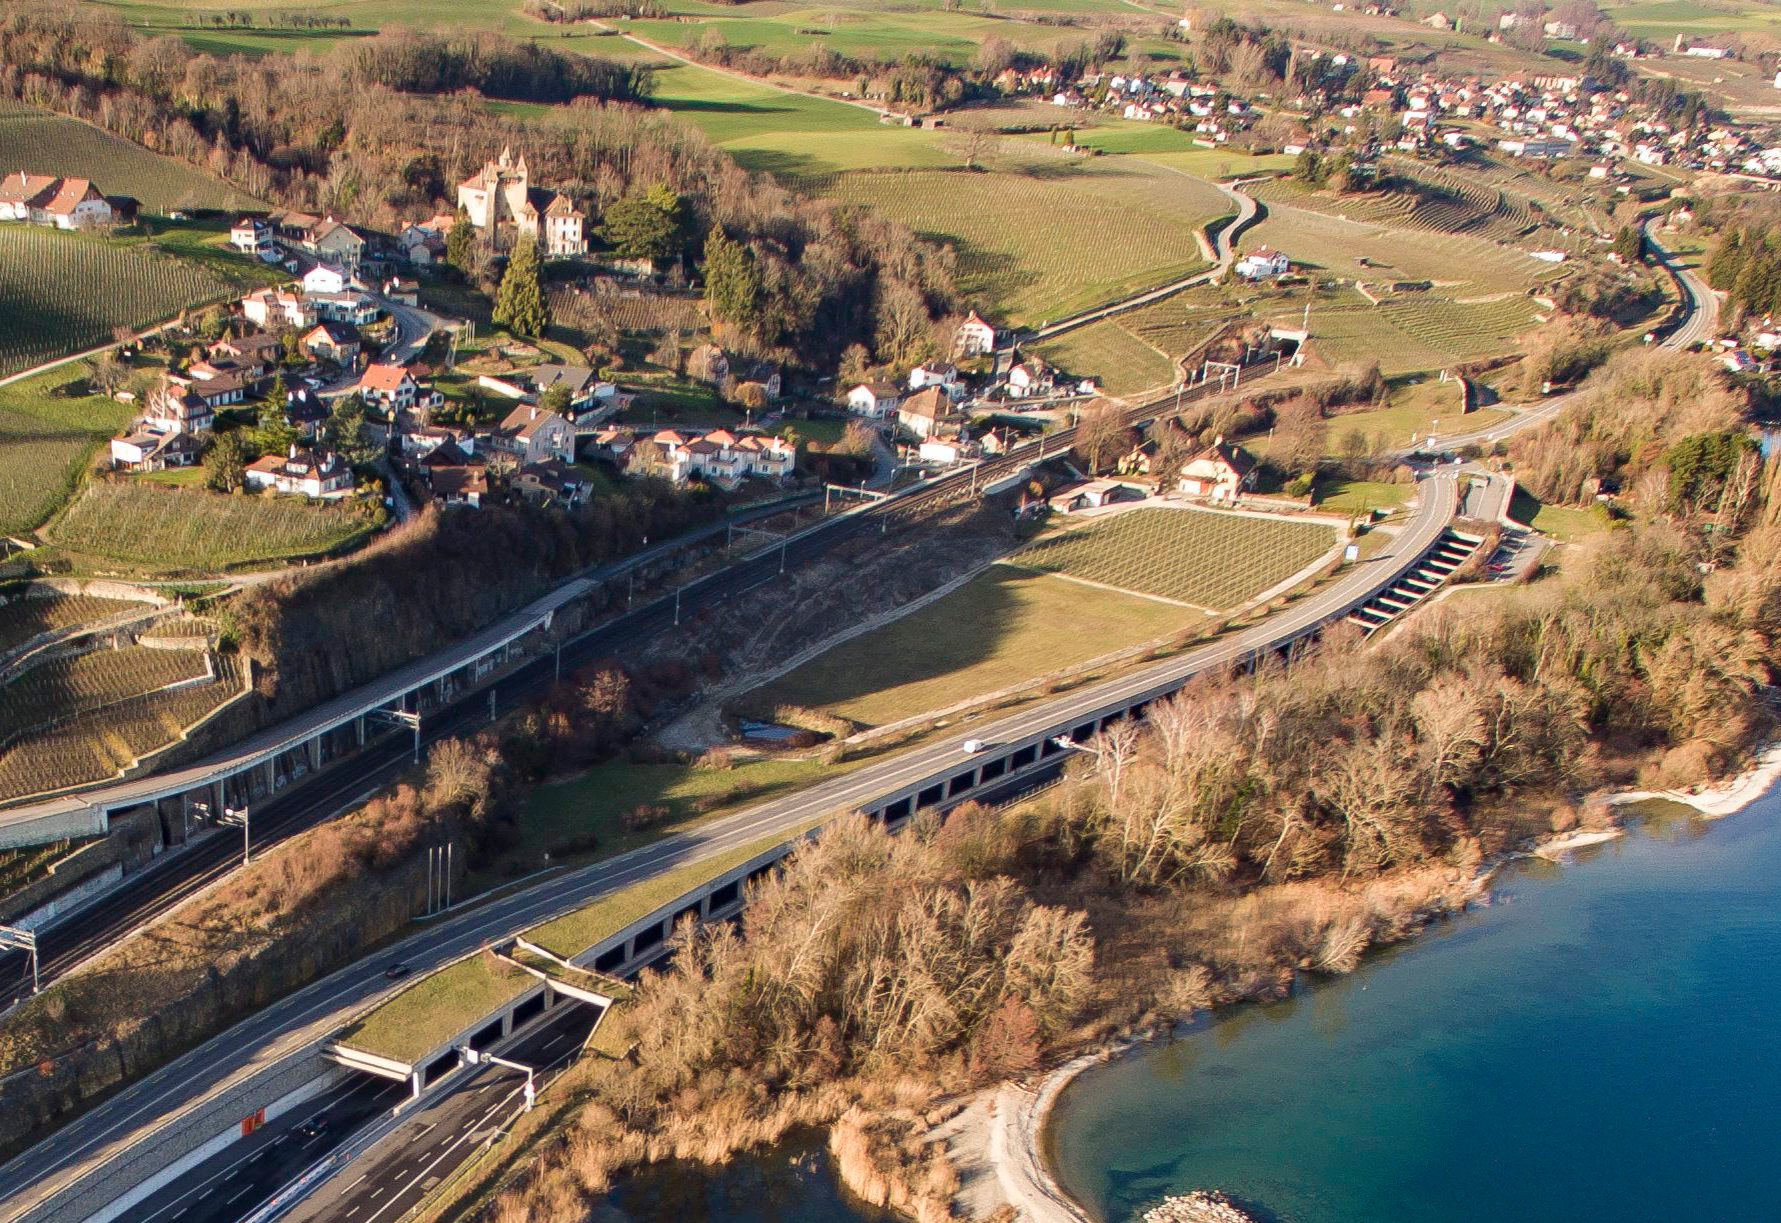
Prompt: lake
<box><xmin>1045</xmin><ymin>797</ymin><xmax>1781</xmax><ymax>1222</ymax></box>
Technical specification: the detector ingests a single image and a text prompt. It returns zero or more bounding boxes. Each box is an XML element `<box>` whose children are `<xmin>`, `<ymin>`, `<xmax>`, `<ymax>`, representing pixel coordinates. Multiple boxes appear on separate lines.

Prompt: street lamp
<box><xmin>221</xmin><ymin>805</ymin><xmax>250</xmax><ymax>867</ymax></box>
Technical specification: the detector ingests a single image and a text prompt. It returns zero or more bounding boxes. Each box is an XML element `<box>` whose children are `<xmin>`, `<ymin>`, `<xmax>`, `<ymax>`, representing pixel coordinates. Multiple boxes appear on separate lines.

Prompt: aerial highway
<box><xmin>0</xmin><ymin>467</ymin><xmax>1456</xmax><ymax>1223</ymax></box>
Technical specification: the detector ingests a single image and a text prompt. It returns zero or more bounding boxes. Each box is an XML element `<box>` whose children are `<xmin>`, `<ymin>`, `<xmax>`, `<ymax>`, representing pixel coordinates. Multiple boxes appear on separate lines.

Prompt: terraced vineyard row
<box><xmin>0</xmin><ymin>654</ymin><xmax>244</xmax><ymax>802</ymax></box>
<box><xmin>0</xmin><ymin>593</ymin><xmax>153</xmax><ymax>654</ymax></box>
<box><xmin>0</xmin><ymin>645</ymin><xmax>210</xmax><ymax>744</ymax></box>
<box><xmin>0</xmin><ymin>226</ymin><xmax>237</xmax><ymax>378</ymax></box>
<box><xmin>1008</xmin><ymin>507</ymin><xmax>1338</xmax><ymax>611</ymax></box>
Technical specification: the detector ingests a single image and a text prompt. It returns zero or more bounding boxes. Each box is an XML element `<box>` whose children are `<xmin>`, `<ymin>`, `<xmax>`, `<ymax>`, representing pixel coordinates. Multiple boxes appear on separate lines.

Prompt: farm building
<box><xmin>0</xmin><ymin>173</ymin><xmax>113</xmax><ymax>229</ymax></box>
<box><xmin>1235</xmin><ymin>247</ymin><xmax>1291</xmax><ymax>281</ymax></box>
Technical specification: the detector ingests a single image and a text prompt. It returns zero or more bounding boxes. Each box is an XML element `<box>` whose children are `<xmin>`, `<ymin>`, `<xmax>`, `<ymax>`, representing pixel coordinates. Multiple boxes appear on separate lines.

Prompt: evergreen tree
<box><xmin>493</xmin><ymin>239</ymin><xmax>550</xmax><ymax>338</ymax></box>
<box><xmin>204</xmin><ymin>430</ymin><xmax>249</xmax><ymax>492</ymax></box>
<box><xmin>328</xmin><ymin>393</ymin><xmax>374</xmax><ymax>465</ymax></box>
<box><xmin>1708</xmin><ymin>228</ymin><xmax>1746</xmax><ymax>292</ymax></box>
<box><xmin>254</xmin><ymin>396</ymin><xmax>297</xmax><ymax>457</ymax></box>
<box><xmin>600</xmin><ymin>183</ymin><xmax>689</xmax><ymax>266</ymax></box>
<box><xmin>703</xmin><ymin>226</ymin><xmax>763</xmax><ymax>335</ymax></box>
<box><xmin>1612</xmin><ymin>225</ymin><xmax>1644</xmax><ymax>263</ymax></box>
<box><xmin>447</xmin><ymin>207</ymin><xmax>476</xmax><ymax>273</ymax></box>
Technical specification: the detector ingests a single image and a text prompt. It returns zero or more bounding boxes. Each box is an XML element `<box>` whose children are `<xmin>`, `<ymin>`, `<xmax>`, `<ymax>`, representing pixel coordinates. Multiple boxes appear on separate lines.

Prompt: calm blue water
<box><xmin>1046</xmin><ymin>798</ymin><xmax>1781</xmax><ymax>1223</ymax></box>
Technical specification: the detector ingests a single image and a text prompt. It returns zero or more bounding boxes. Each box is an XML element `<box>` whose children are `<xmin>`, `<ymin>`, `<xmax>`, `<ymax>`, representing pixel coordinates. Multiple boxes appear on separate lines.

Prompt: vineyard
<box><xmin>1009</xmin><ymin>507</ymin><xmax>1338</xmax><ymax>611</ymax></box>
<box><xmin>1286</xmin><ymin>293</ymin><xmax>1541</xmax><ymax>374</ymax></box>
<box><xmin>819</xmin><ymin>155</ymin><xmax>1221</xmax><ymax>323</ymax></box>
<box><xmin>1034</xmin><ymin>318</ymin><xmax>1177</xmax><ymax>396</ymax></box>
<box><xmin>0</xmin><ymin>368</ymin><xmax>136</xmax><ymax>537</ymax></box>
<box><xmin>1243</xmin><ymin>201</ymin><xmax>1558</xmax><ymax>295</ymax></box>
<box><xmin>548</xmin><ymin>285</ymin><xmax>704</xmax><ymax>339</ymax></box>
<box><xmin>0</xmin><ymin>653</ymin><xmax>245</xmax><ymax>803</ymax></box>
<box><xmin>48</xmin><ymin>482</ymin><xmax>372</xmax><ymax>573</ymax></box>
<box><xmin>0</xmin><ymin>106</ymin><xmax>259</xmax><ymax>214</ymax></box>
<box><xmin>1</xmin><ymin>645</ymin><xmax>210</xmax><ymax>746</ymax></box>
<box><xmin>1251</xmin><ymin>167</ymin><xmax>1543</xmax><ymax>245</ymax></box>
<box><xmin>0</xmin><ymin>593</ymin><xmax>153</xmax><ymax>654</ymax></box>
<box><xmin>0</xmin><ymin>226</ymin><xmax>238</xmax><ymax>378</ymax></box>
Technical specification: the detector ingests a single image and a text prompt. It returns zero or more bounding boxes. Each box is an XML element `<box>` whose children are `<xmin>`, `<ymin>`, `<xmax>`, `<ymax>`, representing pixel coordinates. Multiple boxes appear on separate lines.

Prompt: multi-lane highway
<box><xmin>0</xmin><ymin>465</ymin><xmax>1455</xmax><ymax>1223</ymax></box>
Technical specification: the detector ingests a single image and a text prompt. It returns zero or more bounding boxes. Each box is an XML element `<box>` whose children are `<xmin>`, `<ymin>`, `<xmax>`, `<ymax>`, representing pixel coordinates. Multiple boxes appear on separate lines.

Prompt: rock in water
<box><xmin>1142</xmin><ymin>1189</ymin><xmax>1260</xmax><ymax>1223</ymax></box>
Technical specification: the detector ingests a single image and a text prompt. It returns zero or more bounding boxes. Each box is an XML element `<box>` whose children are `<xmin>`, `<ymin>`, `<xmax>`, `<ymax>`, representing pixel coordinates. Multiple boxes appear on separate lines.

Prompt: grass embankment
<box><xmin>344</xmin><ymin>824</ymin><xmax>820</xmax><ymax>1064</ymax></box>
<box><xmin>1314</xmin><ymin>479</ymin><xmax>1413</xmax><ymax>515</ymax></box>
<box><xmin>749</xmin><ymin>564</ymin><xmax>1195</xmax><ymax>729</ymax></box>
<box><xmin>1509</xmin><ymin>486</ymin><xmax>1613</xmax><ymax>542</ymax></box>
<box><xmin>48</xmin><ymin>481</ymin><xmax>372</xmax><ymax>573</ymax></box>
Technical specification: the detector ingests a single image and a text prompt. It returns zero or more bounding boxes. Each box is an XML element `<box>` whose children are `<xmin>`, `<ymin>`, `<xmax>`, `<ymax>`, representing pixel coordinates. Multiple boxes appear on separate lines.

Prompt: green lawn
<box><xmin>1509</xmin><ymin>486</ymin><xmax>1613</xmax><ymax>542</ymax></box>
<box><xmin>337</xmin><ymin>954</ymin><xmax>534</xmax><ymax>1065</ymax></box>
<box><xmin>0</xmin><ymin>368</ymin><xmax>135</xmax><ymax>537</ymax></box>
<box><xmin>747</xmin><ymin>562</ymin><xmax>1197</xmax><ymax>728</ymax></box>
<box><xmin>1314</xmin><ymin>479</ymin><xmax>1413</xmax><ymax>515</ymax></box>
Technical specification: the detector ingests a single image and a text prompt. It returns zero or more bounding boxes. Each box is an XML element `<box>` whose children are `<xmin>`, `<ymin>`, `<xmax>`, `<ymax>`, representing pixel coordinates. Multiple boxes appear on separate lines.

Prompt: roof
<box><xmin>500</xmin><ymin>404</ymin><xmax>569</xmax><ymax>440</ymax></box>
<box><xmin>900</xmin><ymin>386</ymin><xmax>952</xmax><ymax>420</ymax></box>
<box><xmin>307</xmin><ymin>321</ymin><xmax>359</xmax><ymax>344</ymax></box>
<box><xmin>0</xmin><ymin>172</ymin><xmax>56</xmax><ymax>206</ymax></box>
<box><xmin>1186</xmin><ymin>437</ymin><xmax>1255</xmax><ymax>477</ymax></box>
<box><xmin>853</xmin><ymin>382</ymin><xmax>899</xmax><ymax>397</ymax></box>
<box><xmin>430</xmin><ymin>466</ymin><xmax>489</xmax><ymax>497</ymax></box>
<box><xmin>530</xmin><ymin>364</ymin><xmax>595</xmax><ymax>395</ymax></box>
<box><xmin>359</xmin><ymin>363</ymin><xmax>415</xmax><ymax>391</ymax></box>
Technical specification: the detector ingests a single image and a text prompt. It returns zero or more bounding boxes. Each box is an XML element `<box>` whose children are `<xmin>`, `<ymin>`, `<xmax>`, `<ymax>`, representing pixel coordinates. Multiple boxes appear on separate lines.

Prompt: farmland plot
<box><xmin>0</xmin><ymin>369</ymin><xmax>135</xmax><ymax>537</ymax></box>
<box><xmin>0</xmin><ymin>107</ymin><xmax>259</xmax><ymax>213</ymax></box>
<box><xmin>1</xmin><ymin>646</ymin><xmax>210</xmax><ymax>744</ymax></box>
<box><xmin>1008</xmin><ymin>506</ymin><xmax>1338</xmax><ymax>610</ymax></box>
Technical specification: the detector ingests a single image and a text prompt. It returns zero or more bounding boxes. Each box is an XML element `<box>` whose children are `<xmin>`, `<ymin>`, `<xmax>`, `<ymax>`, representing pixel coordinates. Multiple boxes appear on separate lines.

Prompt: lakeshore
<box><xmin>1023</xmin><ymin>749</ymin><xmax>1781</xmax><ymax>1223</ymax></box>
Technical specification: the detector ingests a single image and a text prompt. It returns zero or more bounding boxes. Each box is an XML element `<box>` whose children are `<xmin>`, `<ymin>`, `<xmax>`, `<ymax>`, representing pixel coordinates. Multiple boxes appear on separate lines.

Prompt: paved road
<box><xmin>0</xmin><ymin>466</ymin><xmax>1454</xmax><ymax>1223</ymax></box>
<box><xmin>1416</xmin><ymin>222</ymin><xmax>1714</xmax><ymax>458</ymax></box>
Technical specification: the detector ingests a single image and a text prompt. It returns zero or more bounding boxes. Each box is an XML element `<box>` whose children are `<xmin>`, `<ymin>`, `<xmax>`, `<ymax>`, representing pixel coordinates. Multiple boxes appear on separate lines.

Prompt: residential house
<box><xmin>384</xmin><ymin>278</ymin><xmax>420</xmax><ymax>307</ymax></box>
<box><xmin>0</xmin><ymin>174</ymin><xmax>112</xmax><ymax>228</ymax></box>
<box><xmin>738</xmin><ymin>362</ymin><xmax>783</xmax><ymax>401</ymax></box>
<box><xmin>1006</xmin><ymin>360</ymin><xmax>1050</xmax><ymax>397</ymax></box>
<box><xmin>847</xmin><ymin>382</ymin><xmax>902</xmax><ymax>418</ymax></box>
<box><xmin>109</xmin><ymin>428</ymin><xmax>203</xmax><ymax>473</ymax></box>
<box><xmin>897</xmin><ymin>386</ymin><xmax>958</xmax><ymax>440</ymax></box>
<box><xmin>286</xmin><ymin>387</ymin><xmax>330</xmax><ymax>439</ymax></box>
<box><xmin>1047</xmin><ymin>478</ymin><xmax>1146</xmax><ymax>514</ymax></box>
<box><xmin>208</xmin><ymin>332</ymin><xmax>282</xmax><ymax>378</ymax></box>
<box><xmin>242</xmin><ymin>288</ymin><xmax>317</xmax><ymax>330</ymax></box>
<box><xmin>245</xmin><ymin>445</ymin><xmax>356</xmax><ymax>499</ymax></box>
<box><xmin>954</xmin><ymin>310</ymin><xmax>998</xmax><ymax>357</ymax></box>
<box><xmin>357</xmin><ymin>363</ymin><xmax>420</xmax><ymax>411</ymax></box>
<box><xmin>230</xmin><ymin>217</ymin><xmax>274</xmax><ymax>256</ymax></box>
<box><xmin>1235</xmin><ymin>246</ymin><xmax>1291</xmax><ymax>280</ymax></box>
<box><xmin>495</xmin><ymin>403</ymin><xmax>577</xmax><ymax>465</ymax></box>
<box><xmin>309</xmin><ymin>292</ymin><xmax>380</xmax><ymax>326</ymax></box>
<box><xmin>1178</xmin><ymin>436</ymin><xmax>1256</xmax><ymax>502</ymax></box>
<box><xmin>455</xmin><ymin>147</ymin><xmax>587</xmax><ymax>257</ymax></box>
<box><xmin>142</xmin><ymin>380</ymin><xmax>217</xmax><ymax>436</ymax></box>
<box><xmin>428</xmin><ymin>464</ymin><xmax>490</xmax><ymax>508</ymax></box>
<box><xmin>513</xmin><ymin>459</ymin><xmax>588</xmax><ymax>507</ymax></box>
<box><xmin>302</xmin><ymin>265</ymin><xmax>348</xmax><ymax>296</ymax></box>
<box><xmin>304</xmin><ymin>321</ymin><xmax>362</xmax><ymax>366</ymax></box>
<box><xmin>307</xmin><ymin>218</ymin><xmax>367</xmax><ymax>271</ymax></box>
<box><xmin>908</xmin><ymin>362</ymin><xmax>959</xmax><ymax>392</ymax></box>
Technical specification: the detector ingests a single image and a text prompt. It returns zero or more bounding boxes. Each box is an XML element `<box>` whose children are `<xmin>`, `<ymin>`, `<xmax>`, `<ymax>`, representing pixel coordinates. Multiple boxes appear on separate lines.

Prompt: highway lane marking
<box><xmin>227</xmin><ymin>1183</ymin><xmax>255</xmax><ymax>1205</ymax></box>
<box><xmin>9</xmin><ymin>480</ymin><xmax>1460</xmax><ymax>1221</ymax></box>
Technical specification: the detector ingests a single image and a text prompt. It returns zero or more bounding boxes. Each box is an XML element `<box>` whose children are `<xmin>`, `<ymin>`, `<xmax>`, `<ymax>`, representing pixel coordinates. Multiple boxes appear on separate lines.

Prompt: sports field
<box><xmin>748</xmin><ymin>563</ymin><xmax>1197</xmax><ymax>729</ymax></box>
<box><xmin>1008</xmin><ymin>507</ymin><xmax>1338</xmax><ymax>610</ymax></box>
<box><xmin>48</xmin><ymin>482</ymin><xmax>372</xmax><ymax>573</ymax></box>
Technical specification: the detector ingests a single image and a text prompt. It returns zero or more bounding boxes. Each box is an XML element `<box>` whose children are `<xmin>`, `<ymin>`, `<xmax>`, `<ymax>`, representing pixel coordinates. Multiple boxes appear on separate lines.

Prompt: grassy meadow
<box><xmin>0</xmin><ymin>368</ymin><xmax>135</xmax><ymax>538</ymax></box>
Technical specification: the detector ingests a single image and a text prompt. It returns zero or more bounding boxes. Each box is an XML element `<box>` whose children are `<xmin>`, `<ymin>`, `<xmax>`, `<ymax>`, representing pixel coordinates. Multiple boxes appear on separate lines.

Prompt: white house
<box><xmin>495</xmin><ymin>403</ymin><xmax>577</xmax><ymax>465</ymax></box>
<box><xmin>242</xmin><ymin>288</ymin><xmax>317</xmax><ymax>330</ymax></box>
<box><xmin>1177</xmin><ymin>436</ymin><xmax>1256</xmax><ymax>503</ymax></box>
<box><xmin>1235</xmin><ymin>247</ymin><xmax>1291</xmax><ymax>280</ymax></box>
<box><xmin>109</xmin><ymin>428</ymin><xmax>202</xmax><ymax>473</ymax></box>
<box><xmin>230</xmin><ymin>218</ymin><xmax>273</xmax><ymax>256</ymax></box>
<box><xmin>954</xmin><ymin>310</ymin><xmax>998</xmax><ymax>357</ymax></box>
<box><xmin>245</xmin><ymin>445</ymin><xmax>355</xmax><ymax>499</ymax></box>
<box><xmin>0</xmin><ymin>174</ymin><xmax>111</xmax><ymax>228</ymax></box>
<box><xmin>357</xmin><ymin>363</ymin><xmax>420</xmax><ymax>411</ymax></box>
<box><xmin>847</xmin><ymin>383</ymin><xmax>902</xmax><ymax>418</ymax></box>
<box><xmin>897</xmin><ymin>386</ymin><xmax>957</xmax><ymax>440</ymax></box>
<box><xmin>908</xmin><ymin>362</ymin><xmax>959</xmax><ymax>392</ymax></box>
<box><xmin>302</xmin><ymin>265</ymin><xmax>347</xmax><ymax>296</ymax></box>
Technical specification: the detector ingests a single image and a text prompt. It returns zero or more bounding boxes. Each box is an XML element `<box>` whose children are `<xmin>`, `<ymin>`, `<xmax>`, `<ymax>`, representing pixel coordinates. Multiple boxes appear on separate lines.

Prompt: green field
<box><xmin>1009</xmin><ymin>506</ymin><xmax>1338</xmax><ymax>610</ymax></box>
<box><xmin>1279</xmin><ymin>294</ymin><xmax>1544</xmax><ymax>376</ymax></box>
<box><xmin>0</xmin><ymin>369</ymin><xmax>136</xmax><ymax>538</ymax></box>
<box><xmin>1510</xmin><ymin>486</ymin><xmax>1613</xmax><ymax>542</ymax></box>
<box><xmin>823</xmin><ymin>153</ymin><xmax>1223</xmax><ymax>323</ymax></box>
<box><xmin>1313</xmin><ymin>479</ymin><xmax>1414</xmax><ymax>515</ymax></box>
<box><xmin>748</xmin><ymin>562</ymin><xmax>1196</xmax><ymax>728</ymax></box>
<box><xmin>48</xmin><ymin>482</ymin><xmax>371</xmax><ymax>573</ymax></box>
<box><xmin>0</xmin><ymin>226</ymin><xmax>248</xmax><ymax>379</ymax></box>
<box><xmin>0</xmin><ymin>106</ymin><xmax>259</xmax><ymax>213</ymax></box>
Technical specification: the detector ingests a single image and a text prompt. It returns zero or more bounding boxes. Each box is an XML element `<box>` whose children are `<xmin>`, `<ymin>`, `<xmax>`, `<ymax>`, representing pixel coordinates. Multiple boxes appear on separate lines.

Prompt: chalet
<box><xmin>495</xmin><ymin>403</ymin><xmax>576</xmax><ymax>465</ymax></box>
<box><xmin>245</xmin><ymin>445</ymin><xmax>355</xmax><ymax>499</ymax></box>
<box><xmin>1235</xmin><ymin>247</ymin><xmax>1291</xmax><ymax>280</ymax></box>
<box><xmin>242</xmin><ymin>288</ymin><xmax>317</xmax><ymax>330</ymax></box>
<box><xmin>847</xmin><ymin>382</ymin><xmax>902</xmax><ymax>418</ymax></box>
<box><xmin>304</xmin><ymin>321</ymin><xmax>362</xmax><ymax>366</ymax></box>
<box><xmin>896</xmin><ymin>386</ymin><xmax>958</xmax><ymax>439</ymax></box>
<box><xmin>954</xmin><ymin>310</ymin><xmax>998</xmax><ymax>357</ymax></box>
<box><xmin>357</xmin><ymin>363</ymin><xmax>419</xmax><ymax>411</ymax></box>
<box><xmin>1178</xmin><ymin>436</ymin><xmax>1256</xmax><ymax>503</ymax></box>
<box><xmin>109</xmin><ymin>428</ymin><xmax>203</xmax><ymax>473</ymax></box>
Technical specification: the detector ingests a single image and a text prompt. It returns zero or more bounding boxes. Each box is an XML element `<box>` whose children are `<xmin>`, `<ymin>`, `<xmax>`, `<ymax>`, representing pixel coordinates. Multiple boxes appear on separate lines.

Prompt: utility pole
<box><xmin>0</xmin><ymin>925</ymin><xmax>38</xmax><ymax>995</ymax></box>
<box><xmin>489</xmin><ymin>688</ymin><xmax>497</xmax><ymax>723</ymax></box>
<box><xmin>780</xmin><ymin>538</ymin><xmax>788</xmax><ymax>575</ymax></box>
<box><xmin>673</xmin><ymin>586</ymin><xmax>682</xmax><ymax>627</ymax></box>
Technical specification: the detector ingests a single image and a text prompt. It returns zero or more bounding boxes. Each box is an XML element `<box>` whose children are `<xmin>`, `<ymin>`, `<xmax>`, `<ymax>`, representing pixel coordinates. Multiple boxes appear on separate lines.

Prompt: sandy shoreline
<box><xmin>962</xmin><ymin>742</ymin><xmax>1781</xmax><ymax>1223</ymax></box>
